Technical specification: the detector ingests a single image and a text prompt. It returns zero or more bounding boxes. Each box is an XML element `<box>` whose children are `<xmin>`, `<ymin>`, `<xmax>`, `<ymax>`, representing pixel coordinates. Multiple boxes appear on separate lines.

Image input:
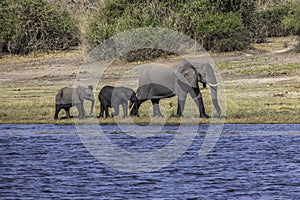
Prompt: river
<box><xmin>1</xmin><ymin>124</ymin><xmax>299</xmax><ymax>199</ymax></box>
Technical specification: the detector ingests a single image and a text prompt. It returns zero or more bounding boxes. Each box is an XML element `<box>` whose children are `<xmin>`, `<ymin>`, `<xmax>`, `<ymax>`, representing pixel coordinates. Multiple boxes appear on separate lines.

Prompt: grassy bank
<box><xmin>0</xmin><ymin>38</ymin><xmax>299</xmax><ymax>124</ymax></box>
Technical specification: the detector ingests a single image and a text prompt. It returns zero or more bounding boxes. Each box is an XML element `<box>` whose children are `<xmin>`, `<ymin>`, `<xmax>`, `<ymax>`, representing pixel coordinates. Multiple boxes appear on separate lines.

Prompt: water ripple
<box><xmin>0</xmin><ymin>124</ymin><xmax>299</xmax><ymax>199</ymax></box>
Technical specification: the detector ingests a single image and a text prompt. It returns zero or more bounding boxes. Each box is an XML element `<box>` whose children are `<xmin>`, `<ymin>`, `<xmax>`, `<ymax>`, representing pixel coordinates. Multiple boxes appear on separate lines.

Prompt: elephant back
<box><xmin>55</xmin><ymin>87</ymin><xmax>74</xmax><ymax>105</ymax></box>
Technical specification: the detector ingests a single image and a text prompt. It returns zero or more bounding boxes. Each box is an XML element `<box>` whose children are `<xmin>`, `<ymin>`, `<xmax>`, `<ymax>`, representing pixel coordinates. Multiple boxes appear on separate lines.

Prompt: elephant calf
<box><xmin>98</xmin><ymin>85</ymin><xmax>137</xmax><ymax>118</ymax></box>
<box><xmin>54</xmin><ymin>85</ymin><xmax>94</xmax><ymax>120</ymax></box>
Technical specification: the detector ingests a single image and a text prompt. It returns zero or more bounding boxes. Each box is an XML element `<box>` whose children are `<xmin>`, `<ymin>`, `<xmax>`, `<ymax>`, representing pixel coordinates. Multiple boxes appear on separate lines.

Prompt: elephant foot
<box><xmin>174</xmin><ymin>114</ymin><xmax>183</xmax><ymax>118</ymax></box>
<box><xmin>200</xmin><ymin>114</ymin><xmax>209</xmax><ymax>118</ymax></box>
<box><xmin>111</xmin><ymin>113</ymin><xmax>119</xmax><ymax>117</ymax></box>
<box><xmin>153</xmin><ymin>113</ymin><xmax>164</xmax><ymax>118</ymax></box>
<box><xmin>130</xmin><ymin>112</ymin><xmax>139</xmax><ymax>117</ymax></box>
<box><xmin>61</xmin><ymin>116</ymin><xmax>73</xmax><ymax>119</ymax></box>
<box><xmin>213</xmin><ymin>113</ymin><xmax>222</xmax><ymax>118</ymax></box>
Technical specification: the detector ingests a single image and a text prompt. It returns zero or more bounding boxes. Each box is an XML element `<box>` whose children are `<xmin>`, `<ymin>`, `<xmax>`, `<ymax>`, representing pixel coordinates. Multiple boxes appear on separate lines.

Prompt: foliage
<box><xmin>87</xmin><ymin>0</ymin><xmax>256</xmax><ymax>61</ymax></box>
<box><xmin>196</xmin><ymin>13</ymin><xmax>250</xmax><ymax>51</ymax></box>
<box><xmin>251</xmin><ymin>1</ymin><xmax>299</xmax><ymax>43</ymax></box>
<box><xmin>1</xmin><ymin>0</ymin><xmax>299</xmax><ymax>56</ymax></box>
<box><xmin>282</xmin><ymin>5</ymin><xmax>300</xmax><ymax>35</ymax></box>
<box><xmin>282</xmin><ymin>4</ymin><xmax>300</xmax><ymax>51</ymax></box>
<box><xmin>0</xmin><ymin>0</ymin><xmax>80</xmax><ymax>54</ymax></box>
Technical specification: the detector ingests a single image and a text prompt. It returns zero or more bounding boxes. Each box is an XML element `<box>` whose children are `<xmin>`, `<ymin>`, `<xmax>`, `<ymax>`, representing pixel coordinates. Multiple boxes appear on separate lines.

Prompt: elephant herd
<box><xmin>54</xmin><ymin>60</ymin><xmax>222</xmax><ymax>120</ymax></box>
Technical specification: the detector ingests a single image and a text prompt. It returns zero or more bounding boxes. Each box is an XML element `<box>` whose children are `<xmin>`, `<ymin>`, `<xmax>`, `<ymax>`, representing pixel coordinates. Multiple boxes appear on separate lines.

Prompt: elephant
<box><xmin>54</xmin><ymin>85</ymin><xmax>94</xmax><ymax>120</ymax></box>
<box><xmin>130</xmin><ymin>60</ymin><xmax>221</xmax><ymax>118</ymax></box>
<box><xmin>98</xmin><ymin>85</ymin><xmax>138</xmax><ymax>118</ymax></box>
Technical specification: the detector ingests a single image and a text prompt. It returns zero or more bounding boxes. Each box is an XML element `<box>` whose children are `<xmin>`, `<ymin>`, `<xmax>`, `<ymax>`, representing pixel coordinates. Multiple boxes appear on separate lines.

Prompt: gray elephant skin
<box><xmin>54</xmin><ymin>85</ymin><xmax>94</xmax><ymax>119</ymax></box>
<box><xmin>98</xmin><ymin>85</ymin><xmax>138</xmax><ymax>118</ymax></box>
<box><xmin>130</xmin><ymin>60</ymin><xmax>221</xmax><ymax>118</ymax></box>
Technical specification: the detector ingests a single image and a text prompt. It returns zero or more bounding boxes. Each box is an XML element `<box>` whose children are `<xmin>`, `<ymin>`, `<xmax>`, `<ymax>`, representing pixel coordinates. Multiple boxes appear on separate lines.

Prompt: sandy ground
<box><xmin>1</xmin><ymin>42</ymin><xmax>299</xmax><ymax>90</ymax></box>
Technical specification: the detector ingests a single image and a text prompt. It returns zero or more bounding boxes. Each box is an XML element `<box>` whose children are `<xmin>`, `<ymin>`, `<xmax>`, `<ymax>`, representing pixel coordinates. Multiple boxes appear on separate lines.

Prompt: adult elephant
<box><xmin>98</xmin><ymin>85</ymin><xmax>138</xmax><ymax>118</ymax></box>
<box><xmin>54</xmin><ymin>85</ymin><xmax>94</xmax><ymax>120</ymax></box>
<box><xmin>130</xmin><ymin>61</ymin><xmax>221</xmax><ymax>118</ymax></box>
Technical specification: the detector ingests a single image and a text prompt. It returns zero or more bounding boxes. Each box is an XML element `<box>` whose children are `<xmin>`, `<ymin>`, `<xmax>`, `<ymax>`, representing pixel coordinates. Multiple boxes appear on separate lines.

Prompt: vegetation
<box><xmin>1</xmin><ymin>0</ymin><xmax>299</xmax><ymax>57</ymax></box>
<box><xmin>0</xmin><ymin>0</ymin><xmax>80</xmax><ymax>54</ymax></box>
<box><xmin>282</xmin><ymin>5</ymin><xmax>300</xmax><ymax>51</ymax></box>
<box><xmin>87</xmin><ymin>0</ymin><xmax>253</xmax><ymax>60</ymax></box>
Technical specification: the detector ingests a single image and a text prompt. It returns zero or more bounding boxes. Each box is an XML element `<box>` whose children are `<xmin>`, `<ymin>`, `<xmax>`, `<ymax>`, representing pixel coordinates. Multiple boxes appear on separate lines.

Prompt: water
<box><xmin>1</xmin><ymin>124</ymin><xmax>299</xmax><ymax>199</ymax></box>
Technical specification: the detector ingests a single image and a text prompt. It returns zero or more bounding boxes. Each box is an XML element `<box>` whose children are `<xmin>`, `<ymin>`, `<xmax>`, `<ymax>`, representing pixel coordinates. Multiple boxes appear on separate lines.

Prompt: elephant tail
<box><xmin>60</xmin><ymin>89</ymin><xmax>63</xmax><ymax>97</ymax></box>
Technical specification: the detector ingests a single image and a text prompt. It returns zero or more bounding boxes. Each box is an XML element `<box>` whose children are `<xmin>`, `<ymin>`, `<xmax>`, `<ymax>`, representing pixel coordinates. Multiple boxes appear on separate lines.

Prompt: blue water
<box><xmin>1</xmin><ymin>124</ymin><xmax>299</xmax><ymax>199</ymax></box>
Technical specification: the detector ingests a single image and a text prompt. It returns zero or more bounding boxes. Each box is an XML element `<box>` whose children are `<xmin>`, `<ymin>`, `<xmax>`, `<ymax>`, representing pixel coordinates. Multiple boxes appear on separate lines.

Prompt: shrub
<box><xmin>87</xmin><ymin>0</ymin><xmax>254</xmax><ymax>61</ymax></box>
<box><xmin>87</xmin><ymin>0</ymin><xmax>180</xmax><ymax>61</ymax></box>
<box><xmin>196</xmin><ymin>13</ymin><xmax>250</xmax><ymax>51</ymax></box>
<box><xmin>282</xmin><ymin>5</ymin><xmax>300</xmax><ymax>36</ymax></box>
<box><xmin>252</xmin><ymin>2</ymin><xmax>295</xmax><ymax>42</ymax></box>
<box><xmin>282</xmin><ymin>4</ymin><xmax>300</xmax><ymax>51</ymax></box>
<box><xmin>0</xmin><ymin>0</ymin><xmax>80</xmax><ymax>54</ymax></box>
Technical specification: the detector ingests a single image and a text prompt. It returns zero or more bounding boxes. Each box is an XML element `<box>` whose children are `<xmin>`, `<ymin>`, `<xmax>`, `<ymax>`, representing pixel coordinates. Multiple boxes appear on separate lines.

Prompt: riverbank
<box><xmin>0</xmin><ymin>37</ymin><xmax>299</xmax><ymax>124</ymax></box>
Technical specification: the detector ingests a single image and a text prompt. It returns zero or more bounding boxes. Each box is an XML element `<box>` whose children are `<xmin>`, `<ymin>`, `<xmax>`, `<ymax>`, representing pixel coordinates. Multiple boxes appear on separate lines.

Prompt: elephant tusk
<box><xmin>208</xmin><ymin>83</ymin><xmax>219</xmax><ymax>87</ymax></box>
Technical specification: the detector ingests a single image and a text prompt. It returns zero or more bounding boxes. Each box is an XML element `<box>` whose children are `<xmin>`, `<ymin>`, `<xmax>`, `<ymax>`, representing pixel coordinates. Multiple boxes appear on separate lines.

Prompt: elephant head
<box><xmin>76</xmin><ymin>85</ymin><xmax>95</xmax><ymax>115</ymax></box>
<box><xmin>175</xmin><ymin>61</ymin><xmax>221</xmax><ymax>117</ymax></box>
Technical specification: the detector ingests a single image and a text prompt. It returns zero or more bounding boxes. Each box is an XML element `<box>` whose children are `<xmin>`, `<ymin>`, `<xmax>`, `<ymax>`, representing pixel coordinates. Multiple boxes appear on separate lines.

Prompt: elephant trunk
<box><xmin>133</xmin><ymin>97</ymin><xmax>138</xmax><ymax>114</ymax></box>
<box><xmin>210</xmin><ymin>86</ymin><xmax>221</xmax><ymax>117</ymax></box>
<box><xmin>129</xmin><ymin>100</ymin><xmax>134</xmax><ymax>109</ymax></box>
<box><xmin>90</xmin><ymin>100</ymin><xmax>94</xmax><ymax>115</ymax></box>
<box><xmin>129</xmin><ymin>92</ymin><xmax>139</xmax><ymax>116</ymax></box>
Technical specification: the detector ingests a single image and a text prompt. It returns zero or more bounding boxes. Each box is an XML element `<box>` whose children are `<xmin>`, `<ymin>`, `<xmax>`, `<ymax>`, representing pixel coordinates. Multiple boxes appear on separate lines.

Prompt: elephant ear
<box><xmin>77</xmin><ymin>86</ymin><xmax>86</xmax><ymax>101</ymax></box>
<box><xmin>176</xmin><ymin>61</ymin><xmax>199</xmax><ymax>88</ymax></box>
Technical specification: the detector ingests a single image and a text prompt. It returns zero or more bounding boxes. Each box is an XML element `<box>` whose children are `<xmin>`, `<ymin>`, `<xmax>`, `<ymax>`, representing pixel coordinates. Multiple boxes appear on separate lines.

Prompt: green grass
<box><xmin>0</xmin><ymin>79</ymin><xmax>298</xmax><ymax>124</ymax></box>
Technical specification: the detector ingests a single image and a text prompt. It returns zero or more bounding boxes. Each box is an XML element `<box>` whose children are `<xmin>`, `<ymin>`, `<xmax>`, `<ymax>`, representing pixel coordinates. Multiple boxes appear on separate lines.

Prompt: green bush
<box><xmin>87</xmin><ymin>0</ymin><xmax>255</xmax><ymax>61</ymax></box>
<box><xmin>87</xmin><ymin>0</ymin><xmax>176</xmax><ymax>44</ymax></box>
<box><xmin>196</xmin><ymin>13</ymin><xmax>250</xmax><ymax>51</ymax></box>
<box><xmin>282</xmin><ymin>5</ymin><xmax>300</xmax><ymax>35</ymax></box>
<box><xmin>0</xmin><ymin>0</ymin><xmax>80</xmax><ymax>54</ymax></box>
<box><xmin>252</xmin><ymin>1</ymin><xmax>297</xmax><ymax>42</ymax></box>
<box><xmin>87</xmin><ymin>0</ymin><xmax>179</xmax><ymax>61</ymax></box>
<box><xmin>283</xmin><ymin>4</ymin><xmax>300</xmax><ymax>51</ymax></box>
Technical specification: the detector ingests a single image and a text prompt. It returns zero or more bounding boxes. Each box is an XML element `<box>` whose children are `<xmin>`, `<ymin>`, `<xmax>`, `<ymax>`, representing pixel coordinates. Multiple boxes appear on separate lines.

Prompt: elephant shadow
<box><xmin>59</xmin><ymin>115</ymin><xmax>95</xmax><ymax>120</ymax></box>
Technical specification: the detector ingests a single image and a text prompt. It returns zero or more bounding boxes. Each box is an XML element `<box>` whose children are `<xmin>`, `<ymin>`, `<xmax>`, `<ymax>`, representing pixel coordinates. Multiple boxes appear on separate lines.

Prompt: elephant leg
<box><xmin>54</xmin><ymin>105</ymin><xmax>61</xmax><ymax>120</ymax></box>
<box><xmin>112</xmin><ymin>105</ymin><xmax>120</xmax><ymax>117</ymax></box>
<box><xmin>122</xmin><ymin>102</ymin><xmax>128</xmax><ymax>118</ymax></box>
<box><xmin>99</xmin><ymin>104</ymin><xmax>104</xmax><ymax>118</ymax></box>
<box><xmin>189</xmin><ymin>87</ymin><xmax>208</xmax><ymax>118</ymax></box>
<box><xmin>176</xmin><ymin>98</ymin><xmax>186</xmax><ymax>117</ymax></box>
<box><xmin>151</xmin><ymin>99</ymin><xmax>163</xmax><ymax>117</ymax></box>
<box><xmin>76</xmin><ymin>103</ymin><xmax>84</xmax><ymax>119</ymax></box>
<box><xmin>64</xmin><ymin>107</ymin><xmax>71</xmax><ymax>119</ymax></box>
<box><xmin>82</xmin><ymin>102</ymin><xmax>86</xmax><ymax>117</ymax></box>
<box><xmin>104</xmin><ymin>106</ymin><xmax>110</xmax><ymax>118</ymax></box>
<box><xmin>194</xmin><ymin>96</ymin><xmax>208</xmax><ymax>118</ymax></box>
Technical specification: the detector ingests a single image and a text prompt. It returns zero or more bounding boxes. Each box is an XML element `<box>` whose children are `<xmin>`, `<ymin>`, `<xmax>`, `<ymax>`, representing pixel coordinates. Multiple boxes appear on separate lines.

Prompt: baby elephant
<box><xmin>54</xmin><ymin>85</ymin><xmax>94</xmax><ymax>120</ymax></box>
<box><xmin>98</xmin><ymin>85</ymin><xmax>137</xmax><ymax>118</ymax></box>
